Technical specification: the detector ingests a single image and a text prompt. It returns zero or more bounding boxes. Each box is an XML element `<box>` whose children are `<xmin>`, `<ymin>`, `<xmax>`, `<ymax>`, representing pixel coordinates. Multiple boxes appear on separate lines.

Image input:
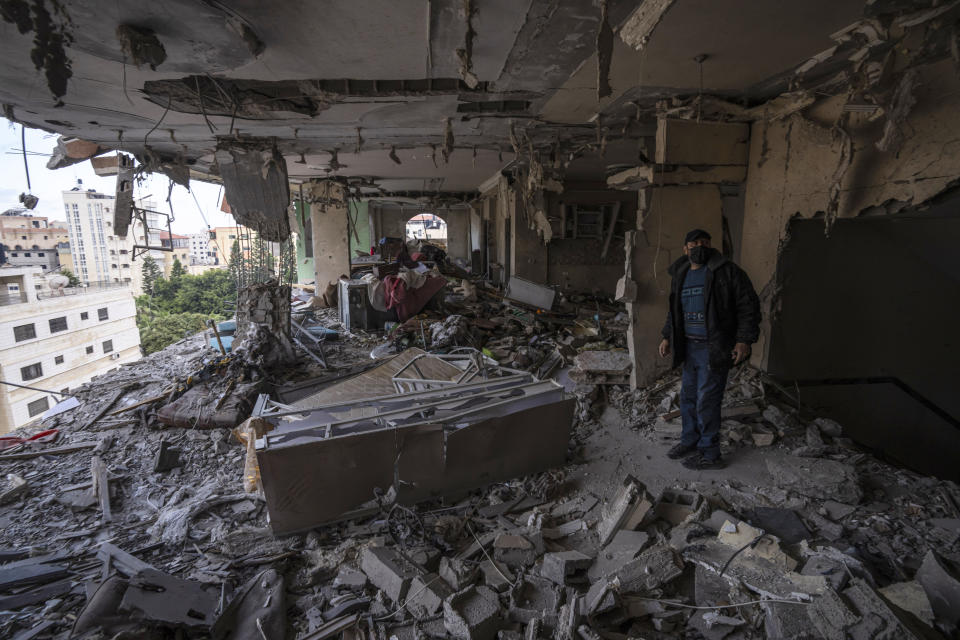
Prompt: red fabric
<box><xmin>382</xmin><ymin>275</ymin><xmax>447</xmax><ymax>322</ymax></box>
<box><xmin>0</xmin><ymin>429</ymin><xmax>59</xmax><ymax>450</ymax></box>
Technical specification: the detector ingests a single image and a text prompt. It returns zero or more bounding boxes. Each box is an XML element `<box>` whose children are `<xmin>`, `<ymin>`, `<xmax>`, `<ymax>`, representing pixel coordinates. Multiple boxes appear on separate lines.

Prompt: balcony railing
<box><xmin>0</xmin><ymin>291</ymin><xmax>28</xmax><ymax>306</ymax></box>
<box><xmin>36</xmin><ymin>280</ymin><xmax>129</xmax><ymax>300</ymax></box>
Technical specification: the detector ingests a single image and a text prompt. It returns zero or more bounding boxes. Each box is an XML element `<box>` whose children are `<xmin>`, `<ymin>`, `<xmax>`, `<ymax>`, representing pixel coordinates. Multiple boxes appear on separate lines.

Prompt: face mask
<box><xmin>689</xmin><ymin>245</ymin><xmax>710</xmax><ymax>265</ymax></box>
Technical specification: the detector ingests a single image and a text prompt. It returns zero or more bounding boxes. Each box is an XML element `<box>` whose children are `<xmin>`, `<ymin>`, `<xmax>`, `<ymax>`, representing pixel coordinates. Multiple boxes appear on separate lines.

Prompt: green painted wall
<box><xmin>349</xmin><ymin>200</ymin><xmax>371</xmax><ymax>257</ymax></box>
<box><xmin>294</xmin><ymin>199</ymin><xmax>315</xmax><ymax>284</ymax></box>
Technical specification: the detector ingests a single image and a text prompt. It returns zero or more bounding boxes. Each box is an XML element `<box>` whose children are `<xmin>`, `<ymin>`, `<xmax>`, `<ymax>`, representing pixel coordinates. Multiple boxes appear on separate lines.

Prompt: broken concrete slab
<box><xmin>154</xmin><ymin>439</ymin><xmax>182</xmax><ymax>472</ymax></box>
<box><xmin>540</xmin><ymin>551</ymin><xmax>591</xmax><ymax>586</ymax></box>
<box><xmin>215</xmin><ymin>140</ymin><xmax>291</xmax><ymax>242</ymax></box>
<box><xmin>493</xmin><ymin>534</ymin><xmax>536</xmax><ymax>567</ymax></box>
<box><xmin>120</xmin><ymin>568</ymin><xmax>218</xmax><ymax>630</ymax></box>
<box><xmin>588</xmin><ymin>529</ymin><xmax>649</xmax><ymax>581</ymax></box>
<box><xmin>800</xmin><ymin>555</ymin><xmax>850</xmax><ymax>592</ymax></box>
<box><xmin>572</xmin><ymin>351</ymin><xmax>632</xmax><ymax>376</ymax></box>
<box><xmin>765</xmin><ymin>455</ymin><xmax>862</xmax><ymax>504</ymax></box>
<box><xmin>842</xmin><ymin>578</ymin><xmax>931</xmax><ymax>639</ymax></box>
<box><xmin>0</xmin><ymin>473</ymin><xmax>28</xmax><ymax>505</ymax></box>
<box><xmin>915</xmin><ymin>550</ymin><xmax>960</xmax><ymax>630</ymax></box>
<box><xmin>615</xmin><ymin>546</ymin><xmax>683</xmax><ymax>594</ymax></box>
<box><xmin>440</xmin><ymin>556</ymin><xmax>479</xmax><ymax>591</ymax></box>
<box><xmin>443</xmin><ymin>585</ymin><xmax>503</xmax><ymax>640</ymax></box>
<box><xmin>406</xmin><ymin>573</ymin><xmax>455</xmax><ymax>619</ymax></box>
<box><xmin>596</xmin><ymin>475</ymin><xmax>653</xmax><ymax>546</ymax></box>
<box><xmin>480</xmin><ymin>559</ymin><xmax>516</xmax><ymax>593</ymax></box>
<box><xmin>212</xmin><ymin>568</ymin><xmax>285</xmax><ymax>640</ymax></box>
<box><xmin>360</xmin><ymin>546</ymin><xmax>420</xmax><ymax>605</ymax></box>
<box><xmin>807</xmin><ymin>587</ymin><xmax>861</xmax><ymax>640</ymax></box>
<box><xmin>879</xmin><ymin>581</ymin><xmax>935</xmax><ymax>628</ymax></box>
<box><xmin>717</xmin><ymin>520</ymin><xmax>798</xmax><ymax>571</ymax></box>
<box><xmin>685</xmin><ymin>540</ymin><xmax>827</xmax><ymax>601</ymax></box>
<box><xmin>514</xmin><ymin>575</ymin><xmax>562</xmax><ymax>617</ymax></box>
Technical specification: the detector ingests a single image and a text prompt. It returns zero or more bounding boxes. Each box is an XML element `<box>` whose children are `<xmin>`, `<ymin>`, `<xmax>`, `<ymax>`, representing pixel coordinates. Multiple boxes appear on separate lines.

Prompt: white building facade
<box><xmin>0</xmin><ymin>267</ymin><xmax>141</xmax><ymax>433</ymax></box>
<box><xmin>61</xmin><ymin>184</ymin><xmax>164</xmax><ymax>296</ymax></box>
<box><xmin>189</xmin><ymin>231</ymin><xmax>216</xmax><ymax>265</ymax></box>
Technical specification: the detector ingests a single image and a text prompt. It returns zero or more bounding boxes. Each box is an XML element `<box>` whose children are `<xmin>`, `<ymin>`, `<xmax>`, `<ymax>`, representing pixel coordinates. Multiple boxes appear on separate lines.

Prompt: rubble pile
<box><xmin>2</xmin><ymin>292</ymin><xmax>959</xmax><ymax>639</ymax></box>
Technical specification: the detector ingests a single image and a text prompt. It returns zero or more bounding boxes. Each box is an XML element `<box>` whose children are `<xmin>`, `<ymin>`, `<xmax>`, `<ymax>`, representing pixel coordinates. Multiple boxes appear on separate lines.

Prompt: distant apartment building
<box><xmin>61</xmin><ymin>183</ymin><xmax>165</xmax><ymax>296</ymax></box>
<box><xmin>0</xmin><ymin>208</ymin><xmax>70</xmax><ymax>272</ymax></box>
<box><xmin>189</xmin><ymin>231</ymin><xmax>217</xmax><ymax>266</ymax></box>
<box><xmin>159</xmin><ymin>232</ymin><xmax>191</xmax><ymax>276</ymax></box>
<box><xmin>209</xmin><ymin>225</ymin><xmax>254</xmax><ymax>265</ymax></box>
<box><xmin>0</xmin><ymin>266</ymin><xmax>140</xmax><ymax>433</ymax></box>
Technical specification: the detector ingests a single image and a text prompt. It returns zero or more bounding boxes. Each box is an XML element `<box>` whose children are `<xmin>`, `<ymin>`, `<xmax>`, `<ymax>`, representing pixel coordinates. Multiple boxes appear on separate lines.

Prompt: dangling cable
<box><xmin>21</xmin><ymin>126</ymin><xmax>31</xmax><ymax>192</ymax></box>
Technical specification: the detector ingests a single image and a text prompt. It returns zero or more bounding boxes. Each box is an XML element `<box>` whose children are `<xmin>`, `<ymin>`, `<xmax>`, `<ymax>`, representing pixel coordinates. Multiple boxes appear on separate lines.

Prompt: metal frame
<box><xmin>131</xmin><ymin>205</ymin><xmax>173</xmax><ymax>260</ymax></box>
<box><xmin>390</xmin><ymin>347</ymin><xmax>527</xmax><ymax>393</ymax></box>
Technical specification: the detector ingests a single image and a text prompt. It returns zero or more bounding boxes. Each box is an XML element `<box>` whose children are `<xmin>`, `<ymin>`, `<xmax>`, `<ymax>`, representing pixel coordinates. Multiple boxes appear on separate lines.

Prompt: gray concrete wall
<box><xmin>545</xmin><ymin>186</ymin><xmax>638</xmax><ymax>296</ymax></box>
<box><xmin>739</xmin><ymin>59</ymin><xmax>960</xmax><ymax>369</ymax></box>
<box><xmin>769</xmin><ymin>215</ymin><xmax>960</xmax><ymax>480</ymax></box>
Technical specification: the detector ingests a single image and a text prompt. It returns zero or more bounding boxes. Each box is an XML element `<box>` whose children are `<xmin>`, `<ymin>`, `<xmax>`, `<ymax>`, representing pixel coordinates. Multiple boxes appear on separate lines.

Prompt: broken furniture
<box><xmin>251</xmin><ymin>349</ymin><xmax>575</xmax><ymax>533</ymax></box>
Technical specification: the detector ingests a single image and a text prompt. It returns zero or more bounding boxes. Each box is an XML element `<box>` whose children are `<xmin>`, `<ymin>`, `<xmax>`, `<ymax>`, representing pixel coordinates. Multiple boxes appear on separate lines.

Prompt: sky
<box><xmin>0</xmin><ymin>118</ymin><xmax>236</xmax><ymax>234</ymax></box>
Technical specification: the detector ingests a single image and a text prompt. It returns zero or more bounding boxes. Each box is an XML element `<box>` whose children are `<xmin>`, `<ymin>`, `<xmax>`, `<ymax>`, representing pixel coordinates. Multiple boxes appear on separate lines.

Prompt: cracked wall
<box><xmin>740</xmin><ymin>58</ymin><xmax>960</xmax><ymax>368</ymax></box>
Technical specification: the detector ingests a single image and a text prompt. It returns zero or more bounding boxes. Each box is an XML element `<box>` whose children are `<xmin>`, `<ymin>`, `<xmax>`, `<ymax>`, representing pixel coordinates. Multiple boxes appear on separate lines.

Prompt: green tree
<box><xmin>170</xmin><ymin>256</ymin><xmax>186</xmax><ymax>280</ymax></box>
<box><xmin>228</xmin><ymin>240</ymin><xmax>244</xmax><ymax>288</ymax></box>
<box><xmin>141</xmin><ymin>254</ymin><xmax>162</xmax><ymax>295</ymax></box>
<box><xmin>60</xmin><ymin>268</ymin><xmax>80</xmax><ymax>286</ymax></box>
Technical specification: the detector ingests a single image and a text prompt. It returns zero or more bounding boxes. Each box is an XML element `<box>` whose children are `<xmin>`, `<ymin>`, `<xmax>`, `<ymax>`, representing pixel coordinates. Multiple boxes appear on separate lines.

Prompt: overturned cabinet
<box><xmin>253</xmin><ymin>349</ymin><xmax>574</xmax><ymax>534</ymax></box>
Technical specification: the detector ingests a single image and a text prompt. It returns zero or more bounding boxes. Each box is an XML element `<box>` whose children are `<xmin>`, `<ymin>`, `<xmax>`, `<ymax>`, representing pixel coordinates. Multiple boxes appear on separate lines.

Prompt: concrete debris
<box><xmin>765</xmin><ymin>455</ymin><xmax>862</xmax><ymax>504</ymax></box>
<box><xmin>915</xmin><ymin>550</ymin><xmax>960</xmax><ymax>631</ymax></box>
<box><xmin>444</xmin><ymin>585</ymin><xmax>502</xmax><ymax>640</ymax></box>
<box><xmin>541</xmin><ymin>551</ymin><xmax>591</xmax><ymax>586</ymax></box>
<box><xmin>0</xmin><ymin>261</ymin><xmax>955</xmax><ymax>640</ymax></box>
<box><xmin>215</xmin><ymin>140</ymin><xmax>291</xmax><ymax>241</ymax></box>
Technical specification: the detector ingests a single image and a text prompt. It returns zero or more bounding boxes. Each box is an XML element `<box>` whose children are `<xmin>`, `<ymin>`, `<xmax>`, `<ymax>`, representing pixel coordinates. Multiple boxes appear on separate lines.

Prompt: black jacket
<box><xmin>661</xmin><ymin>249</ymin><xmax>761</xmax><ymax>371</ymax></box>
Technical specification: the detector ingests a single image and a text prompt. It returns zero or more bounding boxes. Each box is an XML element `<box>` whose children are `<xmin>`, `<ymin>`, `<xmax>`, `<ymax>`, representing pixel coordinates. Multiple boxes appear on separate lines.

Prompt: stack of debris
<box><xmin>2</xmin><ymin>287</ymin><xmax>960</xmax><ymax>639</ymax></box>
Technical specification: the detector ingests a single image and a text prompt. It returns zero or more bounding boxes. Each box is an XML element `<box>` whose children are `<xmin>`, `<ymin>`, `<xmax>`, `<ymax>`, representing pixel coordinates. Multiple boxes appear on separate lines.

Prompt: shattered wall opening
<box><xmin>768</xmin><ymin>213</ymin><xmax>960</xmax><ymax>480</ymax></box>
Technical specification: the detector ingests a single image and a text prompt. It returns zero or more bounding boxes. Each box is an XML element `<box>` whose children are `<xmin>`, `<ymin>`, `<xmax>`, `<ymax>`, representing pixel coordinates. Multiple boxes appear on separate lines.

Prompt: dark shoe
<box><xmin>667</xmin><ymin>443</ymin><xmax>697</xmax><ymax>460</ymax></box>
<box><xmin>682</xmin><ymin>454</ymin><xmax>726</xmax><ymax>470</ymax></box>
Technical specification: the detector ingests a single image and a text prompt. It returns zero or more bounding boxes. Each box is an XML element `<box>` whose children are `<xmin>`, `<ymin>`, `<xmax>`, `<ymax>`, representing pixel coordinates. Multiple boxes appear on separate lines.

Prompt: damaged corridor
<box><xmin>1</xmin><ymin>0</ymin><xmax>960</xmax><ymax>638</ymax></box>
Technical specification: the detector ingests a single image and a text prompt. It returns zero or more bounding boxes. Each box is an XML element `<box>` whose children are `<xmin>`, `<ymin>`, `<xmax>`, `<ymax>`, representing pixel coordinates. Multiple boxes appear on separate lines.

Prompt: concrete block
<box><xmin>615</xmin><ymin>546</ymin><xmax>683</xmax><ymax>594</ymax></box>
<box><xmin>509</xmin><ymin>576</ymin><xmax>562</xmax><ymax>623</ymax></box>
<box><xmin>333</xmin><ymin>566</ymin><xmax>368</xmax><ymax>591</ymax></box>
<box><xmin>596</xmin><ymin>475</ymin><xmax>653</xmax><ymax>546</ymax></box>
<box><xmin>360</xmin><ymin>547</ymin><xmax>419</xmax><ymax>604</ymax></box>
<box><xmin>762</xmin><ymin>601</ymin><xmax>818</xmax><ymax>640</ymax></box>
<box><xmin>440</xmin><ymin>556</ymin><xmax>479</xmax><ymax>591</ymax></box>
<box><xmin>808</xmin><ymin>587</ymin><xmax>860</xmax><ymax>639</ymax></box>
<box><xmin>494</xmin><ymin>534</ymin><xmax>537</xmax><ymax>567</ymax></box>
<box><xmin>800</xmin><ymin>555</ymin><xmax>849</xmax><ymax>592</ymax></box>
<box><xmin>481</xmin><ymin>559</ymin><xmax>516</xmax><ymax>593</ymax></box>
<box><xmin>654</xmin><ymin>488</ymin><xmax>702</xmax><ymax>526</ymax></box>
<box><xmin>540</xmin><ymin>551</ymin><xmax>592</xmax><ymax>586</ymax></box>
<box><xmin>406</xmin><ymin>573</ymin><xmax>455</xmax><ymax>619</ymax></box>
<box><xmin>444</xmin><ymin>586</ymin><xmax>503</xmax><ymax>640</ymax></box>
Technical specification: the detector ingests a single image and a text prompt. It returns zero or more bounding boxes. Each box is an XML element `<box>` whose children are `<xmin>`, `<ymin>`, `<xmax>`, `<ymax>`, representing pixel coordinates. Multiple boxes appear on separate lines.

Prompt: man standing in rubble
<box><xmin>658</xmin><ymin>229</ymin><xmax>760</xmax><ymax>470</ymax></box>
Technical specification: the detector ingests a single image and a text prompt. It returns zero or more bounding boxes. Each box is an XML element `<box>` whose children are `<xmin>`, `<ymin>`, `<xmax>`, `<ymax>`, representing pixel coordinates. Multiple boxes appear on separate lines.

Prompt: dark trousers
<box><xmin>679</xmin><ymin>340</ymin><xmax>728</xmax><ymax>460</ymax></box>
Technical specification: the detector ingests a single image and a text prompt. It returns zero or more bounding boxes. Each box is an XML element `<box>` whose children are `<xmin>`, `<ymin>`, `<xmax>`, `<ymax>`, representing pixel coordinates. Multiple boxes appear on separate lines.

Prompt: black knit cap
<box><xmin>684</xmin><ymin>228</ymin><xmax>711</xmax><ymax>244</ymax></box>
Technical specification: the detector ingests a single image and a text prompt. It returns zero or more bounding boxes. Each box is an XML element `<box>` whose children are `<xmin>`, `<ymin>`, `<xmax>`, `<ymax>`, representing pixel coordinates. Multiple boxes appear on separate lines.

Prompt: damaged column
<box><xmin>303</xmin><ymin>180</ymin><xmax>351</xmax><ymax>294</ymax></box>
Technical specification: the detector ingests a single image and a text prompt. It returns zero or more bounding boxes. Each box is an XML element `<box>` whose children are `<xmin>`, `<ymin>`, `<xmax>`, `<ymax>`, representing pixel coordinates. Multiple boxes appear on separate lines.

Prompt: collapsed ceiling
<box><xmin>1</xmin><ymin>0</ymin><xmax>957</xmax><ymax>235</ymax></box>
